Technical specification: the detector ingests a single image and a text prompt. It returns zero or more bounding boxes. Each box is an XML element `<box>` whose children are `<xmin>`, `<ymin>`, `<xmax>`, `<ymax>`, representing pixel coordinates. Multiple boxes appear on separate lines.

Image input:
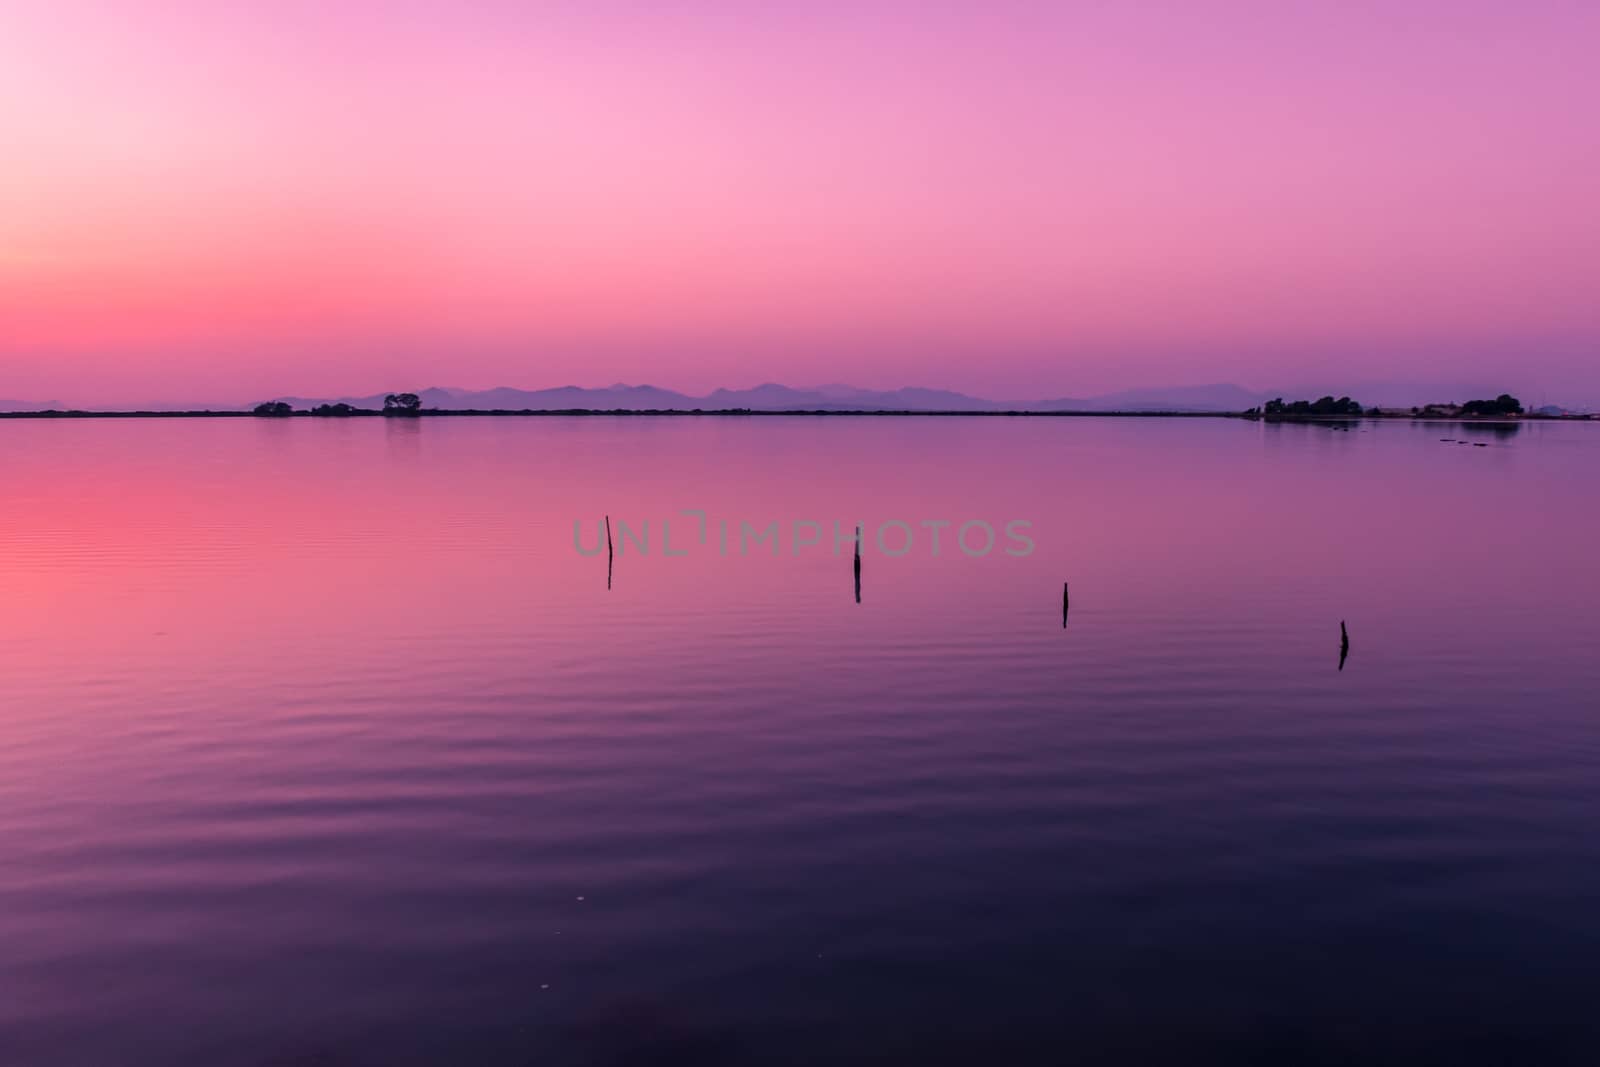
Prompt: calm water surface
<box><xmin>3</xmin><ymin>417</ymin><xmax>1599</xmax><ymax>1065</ymax></box>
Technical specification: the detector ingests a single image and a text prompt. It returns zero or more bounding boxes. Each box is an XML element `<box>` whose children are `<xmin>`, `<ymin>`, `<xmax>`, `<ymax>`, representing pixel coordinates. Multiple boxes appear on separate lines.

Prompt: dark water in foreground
<box><xmin>3</xmin><ymin>416</ymin><xmax>1599</xmax><ymax>1065</ymax></box>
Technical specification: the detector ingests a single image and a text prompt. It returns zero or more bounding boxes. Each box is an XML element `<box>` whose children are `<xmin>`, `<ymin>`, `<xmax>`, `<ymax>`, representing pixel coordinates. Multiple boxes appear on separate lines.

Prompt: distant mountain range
<box><xmin>3</xmin><ymin>382</ymin><xmax>1577</xmax><ymax>414</ymax></box>
<box><xmin>239</xmin><ymin>382</ymin><xmax>1248</xmax><ymax>413</ymax></box>
<box><xmin>0</xmin><ymin>397</ymin><xmax>62</xmax><ymax>413</ymax></box>
<box><xmin>257</xmin><ymin>381</ymin><xmax>1550</xmax><ymax>414</ymax></box>
<box><xmin>256</xmin><ymin>381</ymin><xmax>1292</xmax><ymax>413</ymax></box>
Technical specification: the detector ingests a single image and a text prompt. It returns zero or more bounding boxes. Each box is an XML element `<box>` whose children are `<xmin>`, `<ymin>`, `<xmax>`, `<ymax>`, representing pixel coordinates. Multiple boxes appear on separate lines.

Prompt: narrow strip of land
<box><xmin>0</xmin><ymin>409</ymin><xmax>1581</xmax><ymax>421</ymax></box>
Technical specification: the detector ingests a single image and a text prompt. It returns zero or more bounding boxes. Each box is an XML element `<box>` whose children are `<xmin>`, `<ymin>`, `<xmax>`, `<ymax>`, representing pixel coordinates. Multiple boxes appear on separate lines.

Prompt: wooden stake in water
<box><xmin>853</xmin><ymin>524</ymin><xmax>861</xmax><ymax>605</ymax></box>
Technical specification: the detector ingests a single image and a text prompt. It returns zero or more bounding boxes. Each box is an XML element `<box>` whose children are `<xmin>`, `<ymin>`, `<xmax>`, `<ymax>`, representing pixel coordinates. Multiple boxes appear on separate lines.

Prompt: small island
<box><xmin>1248</xmin><ymin>396</ymin><xmax>1369</xmax><ymax>417</ymax></box>
<box><xmin>257</xmin><ymin>393</ymin><xmax>421</xmax><ymax>418</ymax></box>
<box><xmin>1242</xmin><ymin>393</ymin><xmax>1575</xmax><ymax>423</ymax></box>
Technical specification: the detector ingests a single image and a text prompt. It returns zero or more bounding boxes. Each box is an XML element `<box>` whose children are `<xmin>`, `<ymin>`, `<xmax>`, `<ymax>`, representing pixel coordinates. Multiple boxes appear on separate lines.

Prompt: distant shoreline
<box><xmin>0</xmin><ymin>409</ymin><xmax>1587</xmax><ymax>422</ymax></box>
<box><xmin>2</xmin><ymin>408</ymin><xmax>1238</xmax><ymax>419</ymax></box>
<box><xmin>2</xmin><ymin>409</ymin><xmax>1591</xmax><ymax>424</ymax></box>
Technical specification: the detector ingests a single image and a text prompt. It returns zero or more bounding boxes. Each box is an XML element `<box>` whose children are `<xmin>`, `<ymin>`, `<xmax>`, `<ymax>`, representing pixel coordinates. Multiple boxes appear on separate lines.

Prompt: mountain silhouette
<box><xmin>258</xmin><ymin>382</ymin><xmax>1274</xmax><ymax>413</ymax></box>
<box><xmin>18</xmin><ymin>380</ymin><xmax>1564</xmax><ymax>415</ymax></box>
<box><xmin>0</xmin><ymin>397</ymin><xmax>63</xmax><ymax>412</ymax></box>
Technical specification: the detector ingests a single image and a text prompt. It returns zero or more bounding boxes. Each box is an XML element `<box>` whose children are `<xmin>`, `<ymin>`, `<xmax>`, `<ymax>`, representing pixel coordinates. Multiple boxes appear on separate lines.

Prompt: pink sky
<box><xmin>2</xmin><ymin>1</ymin><xmax>1596</xmax><ymax>406</ymax></box>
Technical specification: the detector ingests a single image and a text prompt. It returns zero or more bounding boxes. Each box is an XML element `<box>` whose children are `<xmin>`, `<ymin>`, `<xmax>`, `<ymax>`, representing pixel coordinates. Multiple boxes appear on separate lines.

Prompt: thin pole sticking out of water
<box><xmin>853</xmin><ymin>524</ymin><xmax>861</xmax><ymax>605</ymax></box>
<box><xmin>606</xmin><ymin>515</ymin><xmax>613</xmax><ymax>591</ymax></box>
<box><xmin>1063</xmin><ymin>582</ymin><xmax>1069</xmax><ymax>628</ymax></box>
<box><xmin>1339</xmin><ymin>620</ymin><xmax>1349</xmax><ymax>671</ymax></box>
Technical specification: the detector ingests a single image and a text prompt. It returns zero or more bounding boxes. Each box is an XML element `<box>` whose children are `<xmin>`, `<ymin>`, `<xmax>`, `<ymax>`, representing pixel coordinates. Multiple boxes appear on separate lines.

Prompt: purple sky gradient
<box><xmin>2</xmin><ymin>1</ymin><xmax>1597</xmax><ymax>406</ymax></box>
